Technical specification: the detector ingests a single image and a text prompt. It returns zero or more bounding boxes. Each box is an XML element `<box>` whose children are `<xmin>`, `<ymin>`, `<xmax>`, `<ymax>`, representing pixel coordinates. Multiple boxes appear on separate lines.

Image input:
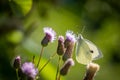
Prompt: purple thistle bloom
<box><xmin>43</xmin><ymin>27</ymin><xmax>56</xmax><ymax>42</ymax></box>
<box><xmin>64</xmin><ymin>30</ymin><xmax>76</xmax><ymax>48</ymax></box>
<box><xmin>66</xmin><ymin>30</ymin><xmax>76</xmax><ymax>43</ymax></box>
<box><xmin>41</xmin><ymin>27</ymin><xmax>56</xmax><ymax>46</ymax></box>
<box><xmin>21</xmin><ymin>62</ymin><xmax>38</xmax><ymax>79</ymax></box>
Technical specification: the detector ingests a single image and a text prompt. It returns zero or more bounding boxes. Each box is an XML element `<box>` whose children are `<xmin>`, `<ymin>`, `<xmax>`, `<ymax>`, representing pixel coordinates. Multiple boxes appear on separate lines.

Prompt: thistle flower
<box><xmin>57</xmin><ymin>36</ymin><xmax>65</xmax><ymax>55</ymax></box>
<box><xmin>60</xmin><ymin>58</ymin><xmax>74</xmax><ymax>76</ymax></box>
<box><xmin>62</xmin><ymin>31</ymin><xmax>76</xmax><ymax>61</ymax></box>
<box><xmin>64</xmin><ymin>30</ymin><xmax>76</xmax><ymax>48</ymax></box>
<box><xmin>13</xmin><ymin>56</ymin><xmax>21</xmax><ymax>69</ymax></box>
<box><xmin>83</xmin><ymin>62</ymin><xmax>100</xmax><ymax>80</ymax></box>
<box><xmin>21</xmin><ymin>62</ymin><xmax>38</xmax><ymax>80</ymax></box>
<box><xmin>41</xmin><ymin>27</ymin><xmax>56</xmax><ymax>47</ymax></box>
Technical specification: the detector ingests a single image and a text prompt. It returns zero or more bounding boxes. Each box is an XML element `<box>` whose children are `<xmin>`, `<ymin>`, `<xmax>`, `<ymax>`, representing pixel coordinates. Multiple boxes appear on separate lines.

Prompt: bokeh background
<box><xmin>0</xmin><ymin>0</ymin><xmax>120</xmax><ymax>80</ymax></box>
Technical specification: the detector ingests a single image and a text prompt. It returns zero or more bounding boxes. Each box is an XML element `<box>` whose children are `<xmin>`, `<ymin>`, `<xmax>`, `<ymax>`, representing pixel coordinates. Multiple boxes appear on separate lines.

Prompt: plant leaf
<box><xmin>9</xmin><ymin>0</ymin><xmax>32</xmax><ymax>16</ymax></box>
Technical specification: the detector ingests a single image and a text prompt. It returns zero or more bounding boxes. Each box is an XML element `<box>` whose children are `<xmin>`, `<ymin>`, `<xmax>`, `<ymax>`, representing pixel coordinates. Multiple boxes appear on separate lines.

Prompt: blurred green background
<box><xmin>0</xmin><ymin>0</ymin><xmax>120</xmax><ymax>80</ymax></box>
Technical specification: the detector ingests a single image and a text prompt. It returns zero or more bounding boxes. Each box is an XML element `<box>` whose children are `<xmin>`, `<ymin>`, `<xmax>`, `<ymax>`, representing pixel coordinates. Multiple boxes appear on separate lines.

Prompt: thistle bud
<box><xmin>62</xmin><ymin>31</ymin><xmax>76</xmax><ymax>61</ymax></box>
<box><xmin>62</xmin><ymin>43</ymin><xmax>75</xmax><ymax>61</ymax></box>
<box><xmin>57</xmin><ymin>36</ymin><xmax>65</xmax><ymax>55</ymax></box>
<box><xmin>13</xmin><ymin>56</ymin><xmax>21</xmax><ymax>69</ymax></box>
<box><xmin>60</xmin><ymin>58</ymin><xmax>74</xmax><ymax>76</ymax></box>
<box><xmin>41</xmin><ymin>27</ymin><xmax>56</xmax><ymax>47</ymax></box>
<box><xmin>83</xmin><ymin>63</ymin><xmax>100</xmax><ymax>80</ymax></box>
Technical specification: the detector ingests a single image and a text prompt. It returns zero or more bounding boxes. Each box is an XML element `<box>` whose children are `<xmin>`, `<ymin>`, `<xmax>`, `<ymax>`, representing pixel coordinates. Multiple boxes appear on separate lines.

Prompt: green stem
<box><xmin>56</xmin><ymin>56</ymin><xmax>61</xmax><ymax>80</ymax></box>
<box><xmin>37</xmin><ymin>47</ymin><xmax>44</xmax><ymax>68</ymax></box>
<box><xmin>39</xmin><ymin>52</ymin><xmax>56</xmax><ymax>73</ymax></box>
<box><xmin>16</xmin><ymin>69</ymin><xmax>19</xmax><ymax>80</ymax></box>
<box><xmin>58</xmin><ymin>74</ymin><xmax>61</xmax><ymax>80</ymax></box>
<box><xmin>32</xmin><ymin>55</ymin><xmax>35</xmax><ymax>63</ymax></box>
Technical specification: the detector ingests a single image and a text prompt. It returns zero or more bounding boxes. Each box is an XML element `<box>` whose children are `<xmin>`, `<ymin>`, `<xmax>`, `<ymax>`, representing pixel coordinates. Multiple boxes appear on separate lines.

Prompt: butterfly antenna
<box><xmin>81</xmin><ymin>26</ymin><xmax>86</xmax><ymax>34</ymax></box>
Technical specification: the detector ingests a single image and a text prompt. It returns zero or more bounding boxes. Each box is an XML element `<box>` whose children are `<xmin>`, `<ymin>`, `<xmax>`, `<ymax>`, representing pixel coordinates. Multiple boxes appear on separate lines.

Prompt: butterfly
<box><xmin>75</xmin><ymin>34</ymin><xmax>103</xmax><ymax>65</ymax></box>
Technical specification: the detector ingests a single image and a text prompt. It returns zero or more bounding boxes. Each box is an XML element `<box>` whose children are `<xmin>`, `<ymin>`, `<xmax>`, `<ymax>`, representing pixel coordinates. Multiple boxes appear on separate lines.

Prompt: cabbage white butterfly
<box><xmin>76</xmin><ymin>34</ymin><xmax>103</xmax><ymax>65</ymax></box>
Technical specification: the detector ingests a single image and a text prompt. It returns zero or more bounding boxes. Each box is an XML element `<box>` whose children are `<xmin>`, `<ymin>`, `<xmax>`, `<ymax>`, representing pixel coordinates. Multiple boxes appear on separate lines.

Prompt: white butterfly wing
<box><xmin>76</xmin><ymin>35</ymin><xmax>92</xmax><ymax>65</ymax></box>
<box><xmin>84</xmin><ymin>39</ymin><xmax>103</xmax><ymax>60</ymax></box>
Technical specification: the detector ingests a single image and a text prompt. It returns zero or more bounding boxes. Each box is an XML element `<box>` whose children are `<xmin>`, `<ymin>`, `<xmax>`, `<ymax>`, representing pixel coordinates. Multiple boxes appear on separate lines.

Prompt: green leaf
<box><xmin>9</xmin><ymin>0</ymin><xmax>32</xmax><ymax>16</ymax></box>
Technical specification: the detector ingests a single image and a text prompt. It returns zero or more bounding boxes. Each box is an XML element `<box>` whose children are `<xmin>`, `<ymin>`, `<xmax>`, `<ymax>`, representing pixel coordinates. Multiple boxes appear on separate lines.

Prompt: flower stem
<box><xmin>56</xmin><ymin>56</ymin><xmax>61</xmax><ymax>80</ymax></box>
<box><xmin>37</xmin><ymin>47</ymin><xmax>44</xmax><ymax>68</ymax></box>
<box><xmin>32</xmin><ymin>55</ymin><xmax>35</xmax><ymax>63</ymax></box>
<box><xmin>16</xmin><ymin>69</ymin><xmax>19</xmax><ymax>80</ymax></box>
<box><xmin>57</xmin><ymin>74</ymin><xmax>61</xmax><ymax>80</ymax></box>
<box><xmin>39</xmin><ymin>52</ymin><xmax>56</xmax><ymax>73</ymax></box>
